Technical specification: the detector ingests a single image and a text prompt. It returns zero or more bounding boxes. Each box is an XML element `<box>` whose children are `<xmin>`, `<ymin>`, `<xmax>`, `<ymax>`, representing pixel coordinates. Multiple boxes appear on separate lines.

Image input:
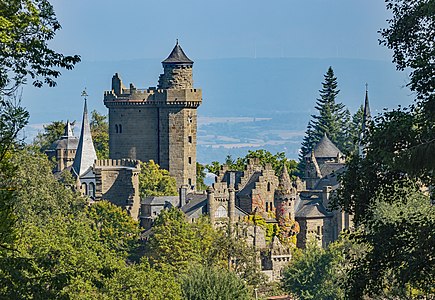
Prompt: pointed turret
<box><xmin>359</xmin><ymin>85</ymin><xmax>371</xmax><ymax>157</ymax></box>
<box><xmin>72</xmin><ymin>98</ymin><xmax>97</xmax><ymax>177</ymax></box>
<box><xmin>64</xmin><ymin>120</ymin><xmax>74</xmax><ymax>138</ymax></box>
<box><xmin>158</xmin><ymin>40</ymin><xmax>194</xmax><ymax>89</ymax></box>
<box><xmin>278</xmin><ymin>164</ymin><xmax>292</xmax><ymax>193</ymax></box>
<box><xmin>162</xmin><ymin>39</ymin><xmax>194</xmax><ymax>65</ymax></box>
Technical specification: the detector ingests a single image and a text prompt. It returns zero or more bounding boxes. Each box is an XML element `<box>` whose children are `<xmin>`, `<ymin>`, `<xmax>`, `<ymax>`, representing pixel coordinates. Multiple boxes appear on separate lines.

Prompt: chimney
<box><xmin>179</xmin><ymin>185</ymin><xmax>188</xmax><ymax>208</ymax></box>
<box><xmin>207</xmin><ymin>187</ymin><xmax>216</xmax><ymax>226</ymax></box>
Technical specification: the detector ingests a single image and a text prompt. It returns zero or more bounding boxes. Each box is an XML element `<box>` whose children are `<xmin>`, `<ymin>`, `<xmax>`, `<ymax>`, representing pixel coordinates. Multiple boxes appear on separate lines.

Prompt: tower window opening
<box><xmin>119</xmin><ymin>124</ymin><xmax>122</xmax><ymax>133</ymax></box>
<box><xmin>267</xmin><ymin>182</ymin><xmax>271</xmax><ymax>192</ymax></box>
<box><xmin>188</xmin><ymin>157</ymin><xmax>192</xmax><ymax>164</ymax></box>
<box><xmin>188</xmin><ymin>136</ymin><xmax>192</xmax><ymax>143</ymax></box>
<box><xmin>115</xmin><ymin>124</ymin><xmax>118</xmax><ymax>133</ymax></box>
<box><xmin>89</xmin><ymin>182</ymin><xmax>95</xmax><ymax>198</ymax></box>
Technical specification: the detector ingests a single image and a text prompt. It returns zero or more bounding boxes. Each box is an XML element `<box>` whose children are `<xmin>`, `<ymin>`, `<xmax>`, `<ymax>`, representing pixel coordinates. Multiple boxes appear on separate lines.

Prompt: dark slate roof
<box><xmin>162</xmin><ymin>41</ymin><xmax>193</xmax><ymax>64</ymax></box>
<box><xmin>305</xmin><ymin>133</ymin><xmax>343</xmax><ymax>159</ymax></box>
<box><xmin>51</xmin><ymin>137</ymin><xmax>78</xmax><ymax>150</ymax></box>
<box><xmin>142</xmin><ymin>196</ymin><xmax>178</xmax><ymax>206</ymax></box>
<box><xmin>181</xmin><ymin>194</ymin><xmax>207</xmax><ymax>217</ymax></box>
<box><xmin>237</xmin><ymin>172</ymin><xmax>261</xmax><ymax>197</ymax></box>
<box><xmin>295</xmin><ymin>199</ymin><xmax>333</xmax><ymax>219</ymax></box>
<box><xmin>50</xmin><ymin>121</ymin><xmax>78</xmax><ymax>150</ymax></box>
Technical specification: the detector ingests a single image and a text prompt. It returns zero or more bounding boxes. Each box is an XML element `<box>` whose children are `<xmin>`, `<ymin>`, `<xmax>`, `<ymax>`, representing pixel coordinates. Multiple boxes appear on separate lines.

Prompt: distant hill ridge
<box><xmin>23</xmin><ymin>57</ymin><xmax>412</xmax><ymax>124</ymax></box>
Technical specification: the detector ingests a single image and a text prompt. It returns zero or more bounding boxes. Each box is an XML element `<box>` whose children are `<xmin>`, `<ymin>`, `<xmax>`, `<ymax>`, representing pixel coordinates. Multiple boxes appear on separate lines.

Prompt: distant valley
<box><xmin>21</xmin><ymin>57</ymin><xmax>413</xmax><ymax>163</ymax></box>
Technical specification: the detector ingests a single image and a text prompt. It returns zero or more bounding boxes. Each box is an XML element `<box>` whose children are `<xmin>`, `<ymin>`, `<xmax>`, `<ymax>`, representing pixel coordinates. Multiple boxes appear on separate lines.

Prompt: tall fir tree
<box><xmin>299</xmin><ymin>67</ymin><xmax>350</xmax><ymax>172</ymax></box>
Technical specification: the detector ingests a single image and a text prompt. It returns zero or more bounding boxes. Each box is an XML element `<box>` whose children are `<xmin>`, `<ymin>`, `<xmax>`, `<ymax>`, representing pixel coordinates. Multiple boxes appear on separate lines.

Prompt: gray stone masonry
<box><xmin>104</xmin><ymin>43</ymin><xmax>201</xmax><ymax>189</ymax></box>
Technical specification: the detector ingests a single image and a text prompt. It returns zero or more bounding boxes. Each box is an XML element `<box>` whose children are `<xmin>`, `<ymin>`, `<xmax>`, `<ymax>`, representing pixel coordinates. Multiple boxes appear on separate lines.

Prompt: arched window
<box><xmin>88</xmin><ymin>182</ymin><xmax>95</xmax><ymax>198</ymax></box>
<box><xmin>115</xmin><ymin>124</ymin><xmax>118</xmax><ymax>133</ymax></box>
<box><xmin>267</xmin><ymin>182</ymin><xmax>271</xmax><ymax>192</ymax></box>
<box><xmin>81</xmin><ymin>182</ymin><xmax>88</xmax><ymax>195</ymax></box>
<box><xmin>119</xmin><ymin>124</ymin><xmax>122</xmax><ymax>133</ymax></box>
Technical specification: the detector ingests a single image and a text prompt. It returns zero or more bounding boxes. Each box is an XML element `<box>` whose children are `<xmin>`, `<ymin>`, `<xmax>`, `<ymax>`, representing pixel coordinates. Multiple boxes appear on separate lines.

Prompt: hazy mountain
<box><xmin>21</xmin><ymin>57</ymin><xmax>413</xmax><ymax>162</ymax></box>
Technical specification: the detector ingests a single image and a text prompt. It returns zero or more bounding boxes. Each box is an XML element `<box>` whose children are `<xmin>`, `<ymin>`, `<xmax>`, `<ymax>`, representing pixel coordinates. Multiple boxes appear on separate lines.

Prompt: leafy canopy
<box><xmin>0</xmin><ymin>0</ymin><xmax>80</xmax><ymax>94</ymax></box>
<box><xmin>139</xmin><ymin>160</ymin><xmax>177</xmax><ymax>197</ymax></box>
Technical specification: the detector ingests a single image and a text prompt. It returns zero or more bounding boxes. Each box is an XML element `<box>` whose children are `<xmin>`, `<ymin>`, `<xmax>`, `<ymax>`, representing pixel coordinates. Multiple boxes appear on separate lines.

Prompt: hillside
<box><xmin>22</xmin><ymin>57</ymin><xmax>412</xmax><ymax>162</ymax></box>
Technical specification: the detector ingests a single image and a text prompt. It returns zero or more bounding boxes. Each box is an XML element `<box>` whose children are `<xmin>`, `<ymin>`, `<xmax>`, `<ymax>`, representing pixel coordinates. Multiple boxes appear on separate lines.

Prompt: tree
<box><xmin>181</xmin><ymin>265</ymin><xmax>252</xmax><ymax>300</ymax></box>
<box><xmin>86</xmin><ymin>200</ymin><xmax>140</xmax><ymax>254</ymax></box>
<box><xmin>101</xmin><ymin>259</ymin><xmax>182</xmax><ymax>300</ymax></box>
<box><xmin>32</xmin><ymin>120</ymin><xmax>68</xmax><ymax>152</ymax></box>
<box><xmin>196</xmin><ymin>162</ymin><xmax>208</xmax><ymax>190</ymax></box>
<box><xmin>0</xmin><ymin>0</ymin><xmax>80</xmax><ymax>95</ymax></box>
<box><xmin>90</xmin><ymin>110</ymin><xmax>109</xmax><ymax>160</ymax></box>
<box><xmin>282</xmin><ymin>242</ymin><xmax>345</xmax><ymax>300</ymax></box>
<box><xmin>206</xmin><ymin>150</ymin><xmax>299</xmax><ymax>179</ymax></box>
<box><xmin>299</xmin><ymin>67</ymin><xmax>351</xmax><ymax>172</ymax></box>
<box><xmin>378</xmin><ymin>0</ymin><xmax>435</xmax><ymax>173</ymax></box>
<box><xmin>139</xmin><ymin>160</ymin><xmax>177</xmax><ymax>197</ymax></box>
<box><xmin>146</xmin><ymin>207</ymin><xmax>210</xmax><ymax>274</ymax></box>
<box><xmin>344</xmin><ymin>189</ymin><xmax>434</xmax><ymax>299</ymax></box>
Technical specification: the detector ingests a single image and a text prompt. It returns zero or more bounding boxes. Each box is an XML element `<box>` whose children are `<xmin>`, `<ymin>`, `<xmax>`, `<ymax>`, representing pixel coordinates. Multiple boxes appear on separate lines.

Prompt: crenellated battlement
<box><xmin>104</xmin><ymin>84</ymin><xmax>202</xmax><ymax>108</ymax></box>
<box><xmin>95</xmin><ymin>159</ymin><xmax>140</xmax><ymax>169</ymax></box>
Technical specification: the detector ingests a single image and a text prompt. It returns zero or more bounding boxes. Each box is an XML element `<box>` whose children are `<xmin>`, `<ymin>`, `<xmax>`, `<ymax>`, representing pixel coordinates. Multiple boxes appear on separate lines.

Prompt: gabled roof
<box><xmin>306</xmin><ymin>133</ymin><xmax>343</xmax><ymax>159</ymax></box>
<box><xmin>72</xmin><ymin>99</ymin><xmax>97</xmax><ymax>177</ymax></box>
<box><xmin>162</xmin><ymin>40</ymin><xmax>193</xmax><ymax>64</ymax></box>
<box><xmin>295</xmin><ymin>199</ymin><xmax>333</xmax><ymax>219</ymax></box>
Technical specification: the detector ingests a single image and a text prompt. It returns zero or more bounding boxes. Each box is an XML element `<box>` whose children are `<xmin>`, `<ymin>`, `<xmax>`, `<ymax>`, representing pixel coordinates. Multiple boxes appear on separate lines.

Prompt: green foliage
<box><xmin>147</xmin><ymin>208</ymin><xmax>213</xmax><ymax>274</ymax></box>
<box><xmin>139</xmin><ymin>160</ymin><xmax>177</xmax><ymax>197</ymax></box>
<box><xmin>0</xmin><ymin>148</ymin><xmax>182</xmax><ymax>299</ymax></box>
<box><xmin>32</xmin><ymin>120</ymin><xmax>68</xmax><ymax>152</ymax></box>
<box><xmin>90</xmin><ymin>110</ymin><xmax>109</xmax><ymax>160</ymax></box>
<box><xmin>196</xmin><ymin>162</ymin><xmax>208</xmax><ymax>190</ymax></box>
<box><xmin>344</xmin><ymin>190</ymin><xmax>435</xmax><ymax>299</ymax></box>
<box><xmin>206</xmin><ymin>150</ymin><xmax>299</xmax><ymax>178</ymax></box>
<box><xmin>281</xmin><ymin>236</ymin><xmax>364</xmax><ymax>300</ymax></box>
<box><xmin>101</xmin><ymin>259</ymin><xmax>182</xmax><ymax>300</ymax></box>
<box><xmin>0</xmin><ymin>0</ymin><xmax>80</xmax><ymax>94</ymax></box>
<box><xmin>147</xmin><ymin>208</ymin><xmax>265</xmax><ymax>287</ymax></box>
<box><xmin>379</xmin><ymin>0</ymin><xmax>435</xmax><ymax>99</ymax></box>
<box><xmin>299</xmin><ymin>67</ymin><xmax>351</xmax><ymax>166</ymax></box>
<box><xmin>86</xmin><ymin>200</ymin><xmax>140</xmax><ymax>254</ymax></box>
<box><xmin>181</xmin><ymin>265</ymin><xmax>252</xmax><ymax>300</ymax></box>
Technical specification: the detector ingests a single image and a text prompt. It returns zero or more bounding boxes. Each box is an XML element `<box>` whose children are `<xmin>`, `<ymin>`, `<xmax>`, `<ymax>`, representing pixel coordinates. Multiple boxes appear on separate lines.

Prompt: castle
<box><xmin>48</xmin><ymin>42</ymin><xmax>370</xmax><ymax>281</ymax></box>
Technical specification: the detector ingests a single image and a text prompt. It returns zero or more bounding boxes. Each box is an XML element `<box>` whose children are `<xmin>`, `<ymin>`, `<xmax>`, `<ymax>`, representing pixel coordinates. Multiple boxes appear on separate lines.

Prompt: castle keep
<box><xmin>103</xmin><ymin>41</ymin><xmax>202</xmax><ymax>189</ymax></box>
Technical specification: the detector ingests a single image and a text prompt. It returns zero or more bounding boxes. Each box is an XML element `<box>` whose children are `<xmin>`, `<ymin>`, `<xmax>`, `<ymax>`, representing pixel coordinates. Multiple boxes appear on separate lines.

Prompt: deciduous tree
<box><xmin>139</xmin><ymin>160</ymin><xmax>177</xmax><ymax>197</ymax></box>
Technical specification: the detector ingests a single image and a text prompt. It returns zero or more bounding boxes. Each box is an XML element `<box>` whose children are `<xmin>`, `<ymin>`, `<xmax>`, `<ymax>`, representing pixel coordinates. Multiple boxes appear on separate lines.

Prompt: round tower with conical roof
<box><xmin>158</xmin><ymin>40</ymin><xmax>194</xmax><ymax>89</ymax></box>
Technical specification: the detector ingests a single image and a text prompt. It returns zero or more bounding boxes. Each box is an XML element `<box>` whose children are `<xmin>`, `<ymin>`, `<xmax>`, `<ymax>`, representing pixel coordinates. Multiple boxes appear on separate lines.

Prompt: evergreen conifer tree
<box><xmin>299</xmin><ymin>67</ymin><xmax>349</xmax><ymax>171</ymax></box>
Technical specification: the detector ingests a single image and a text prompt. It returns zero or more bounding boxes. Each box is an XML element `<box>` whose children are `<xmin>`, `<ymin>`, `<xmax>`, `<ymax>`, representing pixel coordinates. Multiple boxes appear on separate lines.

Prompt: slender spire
<box><xmin>72</xmin><ymin>91</ymin><xmax>97</xmax><ymax>177</ymax></box>
<box><xmin>362</xmin><ymin>85</ymin><xmax>371</xmax><ymax>132</ymax></box>
<box><xmin>359</xmin><ymin>85</ymin><xmax>371</xmax><ymax>157</ymax></box>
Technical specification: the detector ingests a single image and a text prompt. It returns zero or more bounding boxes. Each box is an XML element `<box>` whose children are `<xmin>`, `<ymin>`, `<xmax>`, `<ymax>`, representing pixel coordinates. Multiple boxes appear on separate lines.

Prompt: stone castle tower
<box><xmin>103</xmin><ymin>41</ymin><xmax>202</xmax><ymax>189</ymax></box>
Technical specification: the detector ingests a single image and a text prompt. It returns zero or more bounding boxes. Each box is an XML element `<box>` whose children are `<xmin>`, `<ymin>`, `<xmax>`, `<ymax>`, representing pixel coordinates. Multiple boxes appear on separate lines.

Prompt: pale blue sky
<box><xmin>50</xmin><ymin>0</ymin><xmax>393</xmax><ymax>62</ymax></box>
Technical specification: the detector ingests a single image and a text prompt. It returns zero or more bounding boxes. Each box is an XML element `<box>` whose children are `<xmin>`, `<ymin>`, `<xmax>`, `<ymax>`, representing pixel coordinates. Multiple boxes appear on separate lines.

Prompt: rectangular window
<box><xmin>188</xmin><ymin>157</ymin><xmax>192</xmax><ymax>164</ymax></box>
<box><xmin>188</xmin><ymin>136</ymin><xmax>192</xmax><ymax>143</ymax></box>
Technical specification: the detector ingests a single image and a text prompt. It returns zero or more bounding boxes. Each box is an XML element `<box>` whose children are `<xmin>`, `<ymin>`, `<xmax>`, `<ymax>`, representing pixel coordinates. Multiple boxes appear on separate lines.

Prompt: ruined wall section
<box><xmin>94</xmin><ymin>159</ymin><xmax>141</xmax><ymax>220</ymax></box>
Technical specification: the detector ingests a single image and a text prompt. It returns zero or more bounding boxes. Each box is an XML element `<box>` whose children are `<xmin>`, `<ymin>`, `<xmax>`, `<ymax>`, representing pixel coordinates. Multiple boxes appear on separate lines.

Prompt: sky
<box><xmin>23</xmin><ymin>0</ymin><xmax>411</xmax><ymax>143</ymax></box>
<box><xmin>49</xmin><ymin>0</ymin><xmax>393</xmax><ymax>62</ymax></box>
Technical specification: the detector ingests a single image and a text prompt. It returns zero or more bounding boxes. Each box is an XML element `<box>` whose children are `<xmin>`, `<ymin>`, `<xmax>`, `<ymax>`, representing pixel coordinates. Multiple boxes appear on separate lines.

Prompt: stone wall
<box><xmin>94</xmin><ymin>159</ymin><xmax>141</xmax><ymax>220</ymax></box>
<box><xmin>296</xmin><ymin>217</ymin><xmax>333</xmax><ymax>248</ymax></box>
<box><xmin>158</xmin><ymin>65</ymin><xmax>193</xmax><ymax>89</ymax></box>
